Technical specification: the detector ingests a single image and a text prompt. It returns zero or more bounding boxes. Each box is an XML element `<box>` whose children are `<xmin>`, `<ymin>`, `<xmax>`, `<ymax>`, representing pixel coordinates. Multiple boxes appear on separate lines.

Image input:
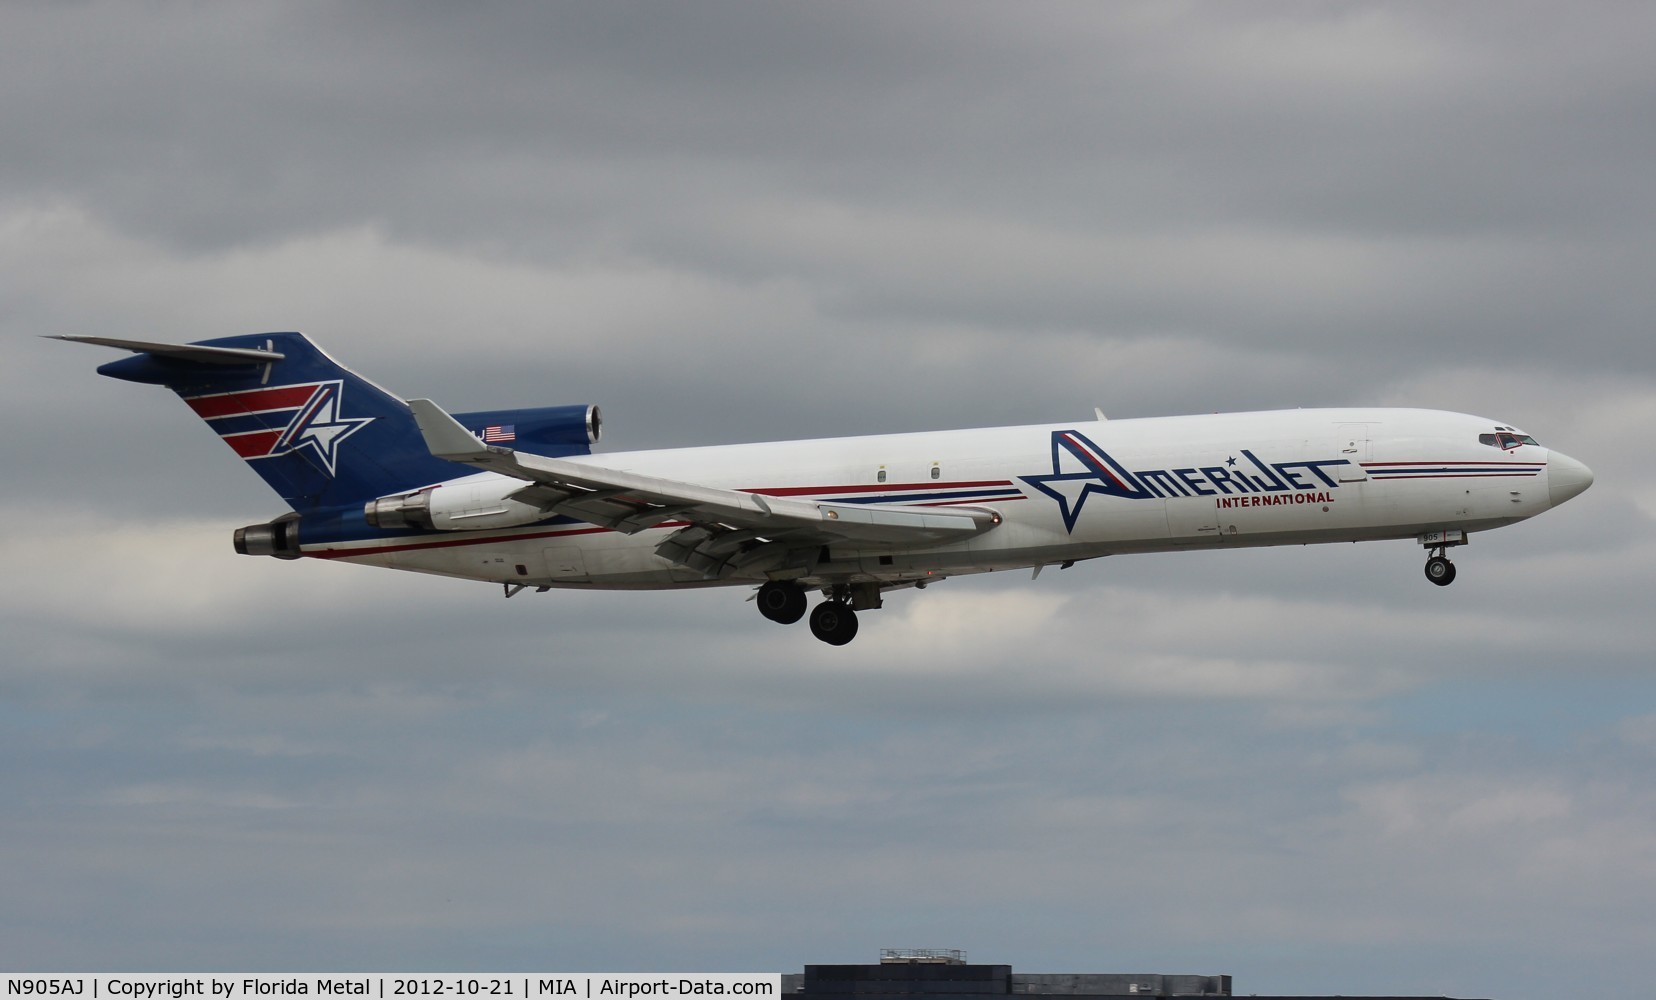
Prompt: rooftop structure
<box><xmin>881</xmin><ymin>949</ymin><xmax>970</xmax><ymax>966</ymax></box>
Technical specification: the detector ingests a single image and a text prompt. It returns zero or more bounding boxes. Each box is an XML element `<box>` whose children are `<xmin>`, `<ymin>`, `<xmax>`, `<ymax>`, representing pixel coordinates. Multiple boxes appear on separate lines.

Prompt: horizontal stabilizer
<box><xmin>48</xmin><ymin>335</ymin><xmax>285</xmax><ymax>365</ymax></box>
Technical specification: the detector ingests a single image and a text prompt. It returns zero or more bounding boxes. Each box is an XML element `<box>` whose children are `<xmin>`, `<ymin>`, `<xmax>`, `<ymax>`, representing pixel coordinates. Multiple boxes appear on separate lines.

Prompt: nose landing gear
<box><xmin>1424</xmin><ymin>552</ymin><xmax>1457</xmax><ymax>586</ymax></box>
<box><xmin>1419</xmin><ymin>530</ymin><xmax>1465</xmax><ymax>587</ymax></box>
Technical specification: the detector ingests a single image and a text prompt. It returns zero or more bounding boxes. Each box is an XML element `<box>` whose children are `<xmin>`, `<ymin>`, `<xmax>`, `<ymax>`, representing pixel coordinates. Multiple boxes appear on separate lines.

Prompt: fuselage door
<box><xmin>1336</xmin><ymin>422</ymin><xmax>1372</xmax><ymax>482</ymax></box>
<box><xmin>544</xmin><ymin>545</ymin><xmax>591</xmax><ymax>583</ymax></box>
<box><xmin>1164</xmin><ymin>493</ymin><xmax>1219</xmax><ymax>542</ymax></box>
<box><xmin>1161</xmin><ymin>450</ymin><xmax>1220</xmax><ymax>542</ymax></box>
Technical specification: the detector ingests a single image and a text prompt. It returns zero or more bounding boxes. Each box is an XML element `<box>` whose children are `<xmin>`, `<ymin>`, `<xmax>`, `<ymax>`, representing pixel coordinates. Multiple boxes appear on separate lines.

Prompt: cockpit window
<box><xmin>1481</xmin><ymin>429</ymin><xmax>1539</xmax><ymax>450</ymax></box>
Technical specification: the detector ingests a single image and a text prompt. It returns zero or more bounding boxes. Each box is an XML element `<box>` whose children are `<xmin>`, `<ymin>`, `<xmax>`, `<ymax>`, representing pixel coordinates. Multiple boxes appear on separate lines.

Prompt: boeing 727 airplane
<box><xmin>58</xmin><ymin>333</ymin><xmax>1594</xmax><ymax>645</ymax></box>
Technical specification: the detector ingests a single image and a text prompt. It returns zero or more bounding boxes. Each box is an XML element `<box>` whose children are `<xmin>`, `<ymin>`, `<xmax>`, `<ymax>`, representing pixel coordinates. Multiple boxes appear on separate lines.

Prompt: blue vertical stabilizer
<box><xmin>92</xmin><ymin>333</ymin><xmax>477</xmax><ymax>511</ymax></box>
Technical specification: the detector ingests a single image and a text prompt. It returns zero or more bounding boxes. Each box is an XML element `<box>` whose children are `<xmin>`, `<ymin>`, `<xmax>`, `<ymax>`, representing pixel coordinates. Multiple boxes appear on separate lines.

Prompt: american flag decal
<box><xmin>482</xmin><ymin>424</ymin><xmax>516</xmax><ymax>443</ymax></box>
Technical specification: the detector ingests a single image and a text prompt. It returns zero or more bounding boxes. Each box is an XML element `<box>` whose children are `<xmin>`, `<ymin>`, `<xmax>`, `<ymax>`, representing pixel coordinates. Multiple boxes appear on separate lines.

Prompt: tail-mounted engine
<box><xmin>450</xmin><ymin>403</ymin><xmax>601</xmax><ymax>453</ymax></box>
<box><xmin>363</xmin><ymin>489</ymin><xmax>434</xmax><ymax>530</ymax></box>
<box><xmin>364</xmin><ymin>478</ymin><xmax>550</xmax><ymax>532</ymax></box>
<box><xmin>364</xmin><ymin>402</ymin><xmax>601</xmax><ymax>532</ymax></box>
<box><xmin>233</xmin><ymin>513</ymin><xmax>303</xmax><ymax>559</ymax></box>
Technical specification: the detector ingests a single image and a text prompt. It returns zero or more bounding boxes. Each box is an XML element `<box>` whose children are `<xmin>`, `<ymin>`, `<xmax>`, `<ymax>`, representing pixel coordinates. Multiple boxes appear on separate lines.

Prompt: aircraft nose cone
<box><xmin>1548</xmin><ymin>451</ymin><xmax>1594</xmax><ymax>507</ymax></box>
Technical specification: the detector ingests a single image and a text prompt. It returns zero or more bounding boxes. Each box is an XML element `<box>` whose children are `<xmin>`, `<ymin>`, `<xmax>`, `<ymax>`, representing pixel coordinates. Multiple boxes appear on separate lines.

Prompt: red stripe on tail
<box><xmin>222</xmin><ymin>430</ymin><xmax>283</xmax><ymax>458</ymax></box>
<box><xmin>186</xmin><ymin>384</ymin><xmax>319</xmax><ymax>420</ymax></box>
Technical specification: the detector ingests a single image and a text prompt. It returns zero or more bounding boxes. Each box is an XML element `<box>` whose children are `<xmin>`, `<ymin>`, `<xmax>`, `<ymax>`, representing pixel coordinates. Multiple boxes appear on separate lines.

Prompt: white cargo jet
<box><xmin>58</xmin><ymin>333</ymin><xmax>1594</xmax><ymax>645</ymax></box>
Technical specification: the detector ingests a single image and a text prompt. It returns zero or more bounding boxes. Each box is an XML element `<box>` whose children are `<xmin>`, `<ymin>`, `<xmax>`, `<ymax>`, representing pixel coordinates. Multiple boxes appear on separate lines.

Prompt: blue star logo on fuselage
<box><xmin>1020</xmin><ymin>429</ymin><xmax>1153</xmax><ymax>533</ymax></box>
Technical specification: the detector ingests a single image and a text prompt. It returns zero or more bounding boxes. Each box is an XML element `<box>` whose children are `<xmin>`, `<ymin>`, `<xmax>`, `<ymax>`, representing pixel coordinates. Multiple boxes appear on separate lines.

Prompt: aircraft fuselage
<box><xmin>308</xmin><ymin>406</ymin><xmax>1583</xmax><ymax>591</ymax></box>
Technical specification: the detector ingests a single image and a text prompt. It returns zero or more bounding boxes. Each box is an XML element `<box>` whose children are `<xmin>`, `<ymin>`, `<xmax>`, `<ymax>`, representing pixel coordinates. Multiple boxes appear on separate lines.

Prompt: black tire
<box><xmin>757</xmin><ymin>581</ymin><xmax>808</xmax><ymax>625</ymax></box>
<box><xmin>808</xmin><ymin>601</ymin><xmax>859</xmax><ymax>645</ymax></box>
<box><xmin>1425</xmin><ymin>556</ymin><xmax>1456</xmax><ymax>587</ymax></box>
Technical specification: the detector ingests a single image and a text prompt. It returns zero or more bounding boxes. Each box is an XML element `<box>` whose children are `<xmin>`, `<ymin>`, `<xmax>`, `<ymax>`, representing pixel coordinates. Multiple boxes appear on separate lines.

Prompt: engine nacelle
<box><xmin>234</xmin><ymin>514</ymin><xmax>303</xmax><ymax>559</ymax></box>
<box><xmin>452</xmin><ymin>403</ymin><xmax>601</xmax><ymax>455</ymax></box>
<box><xmin>364</xmin><ymin>478</ymin><xmax>550</xmax><ymax>532</ymax></box>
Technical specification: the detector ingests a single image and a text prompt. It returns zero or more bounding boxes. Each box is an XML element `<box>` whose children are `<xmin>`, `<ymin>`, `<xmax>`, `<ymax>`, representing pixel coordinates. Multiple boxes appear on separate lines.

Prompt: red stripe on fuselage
<box><xmin>922</xmin><ymin>495</ymin><xmax>1028</xmax><ymax>507</ymax></box>
<box><xmin>746</xmin><ymin>479</ymin><xmax>1013</xmax><ymax>496</ymax></box>
<box><xmin>1363</xmin><ymin>460</ymin><xmax>1545</xmax><ymax>468</ymax></box>
<box><xmin>1369</xmin><ymin>472</ymin><xmax>1541</xmax><ymax>479</ymax></box>
<box><xmin>307</xmin><ymin>524</ymin><xmax>613</xmax><ymax>559</ymax></box>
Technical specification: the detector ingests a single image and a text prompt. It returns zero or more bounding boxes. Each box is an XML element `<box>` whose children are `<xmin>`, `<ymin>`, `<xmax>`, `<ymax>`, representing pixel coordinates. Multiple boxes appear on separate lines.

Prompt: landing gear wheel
<box><xmin>808</xmin><ymin>601</ymin><xmax>859</xmax><ymax>645</ymax></box>
<box><xmin>1424</xmin><ymin>556</ymin><xmax>1457</xmax><ymax>586</ymax></box>
<box><xmin>756</xmin><ymin>581</ymin><xmax>808</xmax><ymax>625</ymax></box>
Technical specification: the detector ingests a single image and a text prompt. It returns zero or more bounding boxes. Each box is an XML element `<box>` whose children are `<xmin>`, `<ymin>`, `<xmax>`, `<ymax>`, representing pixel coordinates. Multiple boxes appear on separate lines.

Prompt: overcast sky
<box><xmin>3</xmin><ymin>3</ymin><xmax>1654</xmax><ymax>997</ymax></box>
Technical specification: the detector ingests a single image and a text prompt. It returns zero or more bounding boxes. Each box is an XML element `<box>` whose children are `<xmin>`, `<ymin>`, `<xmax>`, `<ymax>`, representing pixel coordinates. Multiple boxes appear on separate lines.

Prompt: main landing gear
<box><xmin>756</xmin><ymin>580</ymin><xmax>808</xmax><ymax>625</ymax></box>
<box><xmin>808</xmin><ymin>599</ymin><xmax>859</xmax><ymax>646</ymax></box>
<box><xmin>755</xmin><ymin>581</ymin><xmax>875</xmax><ymax>645</ymax></box>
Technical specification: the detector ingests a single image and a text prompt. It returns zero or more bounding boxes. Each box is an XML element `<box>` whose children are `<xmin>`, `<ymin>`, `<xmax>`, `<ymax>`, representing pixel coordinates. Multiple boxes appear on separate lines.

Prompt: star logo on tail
<box><xmin>271</xmin><ymin>381</ymin><xmax>373</xmax><ymax>476</ymax></box>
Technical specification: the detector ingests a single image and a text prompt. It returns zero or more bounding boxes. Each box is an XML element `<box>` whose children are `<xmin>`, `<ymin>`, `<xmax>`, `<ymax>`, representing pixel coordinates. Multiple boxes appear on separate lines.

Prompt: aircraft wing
<box><xmin>407</xmin><ymin>399</ymin><xmax>999</xmax><ymax>578</ymax></box>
